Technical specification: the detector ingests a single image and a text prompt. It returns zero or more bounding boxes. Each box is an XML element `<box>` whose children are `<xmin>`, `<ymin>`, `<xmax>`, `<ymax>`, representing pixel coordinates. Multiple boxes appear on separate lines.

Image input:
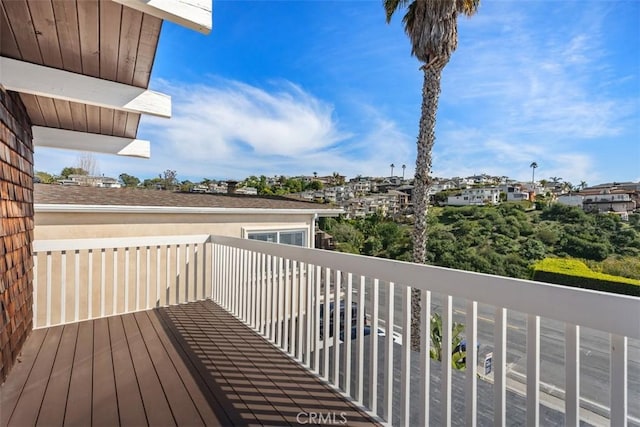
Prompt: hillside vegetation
<box><xmin>320</xmin><ymin>204</ymin><xmax>640</xmax><ymax>282</ymax></box>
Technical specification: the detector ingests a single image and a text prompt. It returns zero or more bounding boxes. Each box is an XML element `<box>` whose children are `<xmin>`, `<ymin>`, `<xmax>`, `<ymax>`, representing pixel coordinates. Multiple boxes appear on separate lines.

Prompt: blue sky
<box><xmin>36</xmin><ymin>0</ymin><xmax>640</xmax><ymax>185</ymax></box>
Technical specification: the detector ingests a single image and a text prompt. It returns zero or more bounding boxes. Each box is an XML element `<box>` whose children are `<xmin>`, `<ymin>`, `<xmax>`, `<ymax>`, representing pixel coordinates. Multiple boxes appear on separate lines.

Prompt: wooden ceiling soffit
<box><xmin>112</xmin><ymin>0</ymin><xmax>212</xmax><ymax>34</ymax></box>
<box><xmin>0</xmin><ymin>56</ymin><xmax>171</xmax><ymax>118</ymax></box>
<box><xmin>32</xmin><ymin>126</ymin><xmax>151</xmax><ymax>158</ymax></box>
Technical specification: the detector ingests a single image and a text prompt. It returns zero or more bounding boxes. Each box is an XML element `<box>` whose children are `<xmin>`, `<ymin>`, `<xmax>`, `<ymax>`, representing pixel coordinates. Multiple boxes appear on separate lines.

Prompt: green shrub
<box><xmin>532</xmin><ymin>258</ymin><xmax>640</xmax><ymax>296</ymax></box>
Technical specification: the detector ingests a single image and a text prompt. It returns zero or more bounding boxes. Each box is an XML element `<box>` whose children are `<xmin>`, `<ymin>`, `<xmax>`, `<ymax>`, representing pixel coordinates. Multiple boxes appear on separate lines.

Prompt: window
<box><xmin>247</xmin><ymin>229</ymin><xmax>307</xmax><ymax>247</ymax></box>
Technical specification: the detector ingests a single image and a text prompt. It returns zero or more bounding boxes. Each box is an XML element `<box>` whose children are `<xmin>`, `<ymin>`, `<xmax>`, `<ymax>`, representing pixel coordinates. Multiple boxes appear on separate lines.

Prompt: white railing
<box><xmin>210</xmin><ymin>235</ymin><xmax>639</xmax><ymax>427</ymax></box>
<box><xmin>32</xmin><ymin>235</ymin><xmax>210</xmax><ymax>328</ymax></box>
<box><xmin>32</xmin><ymin>234</ymin><xmax>639</xmax><ymax>426</ymax></box>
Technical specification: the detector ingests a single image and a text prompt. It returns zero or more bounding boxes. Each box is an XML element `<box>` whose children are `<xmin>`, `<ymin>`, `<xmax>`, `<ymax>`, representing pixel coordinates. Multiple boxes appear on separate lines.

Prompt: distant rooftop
<box><xmin>34</xmin><ymin>184</ymin><xmax>340</xmax><ymax>212</ymax></box>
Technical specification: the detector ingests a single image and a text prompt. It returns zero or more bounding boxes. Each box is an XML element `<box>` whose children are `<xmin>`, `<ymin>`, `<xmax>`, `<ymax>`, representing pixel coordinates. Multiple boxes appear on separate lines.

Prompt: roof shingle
<box><xmin>34</xmin><ymin>184</ymin><xmax>331</xmax><ymax>211</ymax></box>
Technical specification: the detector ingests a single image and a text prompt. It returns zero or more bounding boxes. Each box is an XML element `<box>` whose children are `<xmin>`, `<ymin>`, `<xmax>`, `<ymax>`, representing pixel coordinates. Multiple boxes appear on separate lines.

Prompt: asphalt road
<box><xmin>357</xmin><ymin>285</ymin><xmax>640</xmax><ymax>423</ymax></box>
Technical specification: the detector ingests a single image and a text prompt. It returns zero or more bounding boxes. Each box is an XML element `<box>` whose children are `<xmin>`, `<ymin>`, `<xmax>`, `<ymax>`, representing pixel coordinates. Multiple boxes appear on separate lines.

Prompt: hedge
<box><xmin>532</xmin><ymin>258</ymin><xmax>640</xmax><ymax>297</ymax></box>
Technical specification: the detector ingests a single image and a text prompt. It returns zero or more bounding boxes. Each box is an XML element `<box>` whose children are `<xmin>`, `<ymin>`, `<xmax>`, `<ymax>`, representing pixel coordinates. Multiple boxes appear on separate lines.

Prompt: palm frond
<box><xmin>383</xmin><ymin>0</ymin><xmax>410</xmax><ymax>23</ymax></box>
<box><xmin>457</xmin><ymin>0</ymin><xmax>480</xmax><ymax>16</ymax></box>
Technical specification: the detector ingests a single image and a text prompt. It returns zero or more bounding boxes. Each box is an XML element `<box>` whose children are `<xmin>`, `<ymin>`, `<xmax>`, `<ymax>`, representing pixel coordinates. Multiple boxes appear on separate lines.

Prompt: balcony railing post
<box><xmin>494</xmin><ymin>307</ymin><xmax>507</xmax><ymax>427</ymax></box>
<box><xmin>611</xmin><ymin>334</ymin><xmax>628</xmax><ymax>427</ymax></box>
<box><xmin>420</xmin><ymin>289</ymin><xmax>431</xmax><ymax>427</ymax></box>
<box><xmin>526</xmin><ymin>314</ymin><xmax>541</xmax><ymax>426</ymax></box>
<box><xmin>565</xmin><ymin>323</ymin><xmax>580</xmax><ymax>427</ymax></box>
<box><xmin>441</xmin><ymin>295</ymin><xmax>453</xmax><ymax>426</ymax></box>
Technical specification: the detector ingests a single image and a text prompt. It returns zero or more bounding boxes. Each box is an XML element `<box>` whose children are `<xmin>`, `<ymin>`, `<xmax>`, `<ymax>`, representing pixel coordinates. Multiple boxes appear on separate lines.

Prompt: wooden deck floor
<box><xmin>1</xmin><ymin>300</ymin><xmax>378</xmax><ymax>426</ymax></box>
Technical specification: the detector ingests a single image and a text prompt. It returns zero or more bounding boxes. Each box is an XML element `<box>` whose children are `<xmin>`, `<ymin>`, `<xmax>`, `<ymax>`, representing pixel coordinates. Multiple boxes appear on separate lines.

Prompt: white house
<box><xmin>447</xmin><ymin>187</ymin><xmax>500</xmax><ymax>206</ymax></box>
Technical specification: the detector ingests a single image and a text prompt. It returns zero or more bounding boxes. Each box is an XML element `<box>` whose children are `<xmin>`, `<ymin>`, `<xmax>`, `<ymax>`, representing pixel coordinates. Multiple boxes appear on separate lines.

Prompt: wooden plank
<box><xmin>32</xmin><ymin>126</ymin><xmax>151</xmax><ymax>158</ymax></box>
<box><xmin>64</xmin><ymin>320</ymin><xmax>94</xmax><ymax>426</ymax></box>
<box><xmin>26</xmin><ymin>0</ymin><xmax>63</xmax><ymax>68</ymax></box>
<box><xmin>8</xmin><ymin>327</ymin><xmax>63</xmax><ymax>426</ymax></box>
<box><xmin>112</xmin><ymin>110</ymin><xmax>128</xmax><ymax>137</ymax></box>
<box><xmin>113</xmin><ymin>0</ymin><xmax>212</xmax><ymax>34</ymax></box>
<box><xmin>0</xmin><ymin>56</ymin><xmax>172</xmax><ymax>118</ymax></box>
<box><xmin>100</xmin><ymin>107</ymin><xmax>115</xmax><ymax>135</ymax></box>
<box><xmin>134</xmin><ymin>311</ymin><xmax>204</xmax><ymax>426</ymax></box>
<box><xmin>194</xmin><ymin>301</ymin><xmax>376</xmax><ymax>426</ymax></box>
<box><xmin>120</xmin><ymin>312</ymin><xmax>176</xmax><ymax>426</ymax></box>
<box><xmin>132</xmin><ymin>13</ymin><xmax>162</xmax><ymax>87</ymax></box>
<box><xmin>145</xmin><ymin>310</ymin><xmax>226</xmax><ymax>425</ymax></box>
<box><xmin>155</xmin><ymin>304</ymin><xmax>249</xmax><ymax>426</ymax></box>
<box><xmin>53</xmin><ymin>98</ymin><xmax>74</xmax><ymax>129</ymax></box>
<box><xmin>86</xmin><ymin>105</ymin><xmax>101</xmax><ymax>134</ymax></box>
<box><xmin>92</xmin><ymin>317</ymin><xmax>119</xmax><ymax>426</ymax></box>
<box><xmin>107</xmin><ymin>316</ymin><xmax>147</xmax><ymax>426</ymax></box>
<box><xmin>51</xmin><ymin>0</ymin><xmax>82</xmax><ymax>73</ymax></box>
<box><xmin>1</xmin><ymin>0</ymin><xmax>42</xmax><ymax>63</ymax></box>
<box><xmin>124</xmin><ymin>112</ymin><xmax>141</xmax><ymax>138</ymax></box>
<box><xmin>99</xmin><ymin>0</ymin><xmax>122</xmax><ymax>81</ymax></box>
<box><xmin>77</xmin><ymin>0</ymin><xmax>99</xmax><ymax>78</ymax></box>
<box><xmin>0</xmin><ymin>329</ymin><xmax>47</xmax><ymax>426</ymax></box>
<box><xmin>36</xmin><ymin>96</ymin><xmax>61</xmax><ymax>128</ymax></box>
<box><xmin>69</xmin><ymin>101</ymin><xmax>89</xmax><ymax>132</ymax></box>
<box><xmin>0</xmin><ymin>2</ymin><xmax>21</xmax><ymax>59</ymax></box>
<box><xmin>37</xmin><ymin>323</ymin><xmax>79</xmax><ymax>424</ymax></box>
<box><xmin>18</xmin><ymin>93</ymin><xmax>46</xmax><ymax>126</ymax></box>
<box><xmin>117</xmin><ymin>7</ymin><xmax>143</xmax><ymax>85</ymax></box>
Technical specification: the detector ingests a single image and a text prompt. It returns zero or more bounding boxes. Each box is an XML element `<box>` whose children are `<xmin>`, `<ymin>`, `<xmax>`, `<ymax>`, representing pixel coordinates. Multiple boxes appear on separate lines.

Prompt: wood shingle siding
<box><xmin>0</xmin><ymin>88</ymin><xmax>34</xmax><ymax>383</ymax></box>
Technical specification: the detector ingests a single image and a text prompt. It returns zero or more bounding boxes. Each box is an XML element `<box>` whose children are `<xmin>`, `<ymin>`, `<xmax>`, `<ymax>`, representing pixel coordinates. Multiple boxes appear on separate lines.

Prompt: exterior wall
<box><xmin>0</xmin><ymin>89</ymin><xmax>34</xmax><ymax>382</ymax></box>
<box><xmin>34</xmin><ymin>211</ymin><xmax>314</xmax><ymax>244</ymax></box>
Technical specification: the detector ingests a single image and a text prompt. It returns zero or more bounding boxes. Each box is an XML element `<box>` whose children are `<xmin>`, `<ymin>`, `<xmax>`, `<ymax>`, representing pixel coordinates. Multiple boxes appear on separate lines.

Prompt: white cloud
<box><xmin>134</xmin><ymin>78</ymin><xmax>414</xmax><ymax>180</ymax></box>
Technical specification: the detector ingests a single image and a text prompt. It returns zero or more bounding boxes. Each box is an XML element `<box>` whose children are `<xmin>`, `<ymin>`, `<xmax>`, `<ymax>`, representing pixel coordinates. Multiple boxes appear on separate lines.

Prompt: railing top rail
<box><xmin>210</xmin><ymin>235</ymin><xmax>640</xmax><ymax>339</ymax></box>
<box><xmin>33</xmin><ymin>234</ymin><xmax>210</xmax><ymax>252</ymax></box>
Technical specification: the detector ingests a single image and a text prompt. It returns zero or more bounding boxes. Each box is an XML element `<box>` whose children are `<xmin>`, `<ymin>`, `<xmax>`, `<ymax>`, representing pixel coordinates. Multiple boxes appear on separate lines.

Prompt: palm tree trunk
<box><xmin>411</xmin><ymin>61</ymin><xmax>445</xmax><ymax>351</ymax></box>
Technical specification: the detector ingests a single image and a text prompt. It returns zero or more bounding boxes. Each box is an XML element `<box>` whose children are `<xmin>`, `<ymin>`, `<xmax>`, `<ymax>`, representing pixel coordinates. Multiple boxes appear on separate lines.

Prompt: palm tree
<box><xmin>530</xmin><ymin>162</ymin><xmax>538</xmax><ymax>184</ymax></box>
<box><xmin>390</xmin><ymin>163</ymin><xmax>395</xmax><ymax>177</ymax></box>
<box><xmin>402</xmin><ymin>164</ymin><xmax>406</xmax><ymax>180</ymax></box>
<box><xmin>385</xmin><ymin>0</ymin><xmax>480</xmax><ymax>350</ymax></box>
<box><xmin>579</xmin><ymin>181</ymin><xmax>587</xmax><ymax>191</ymax></box>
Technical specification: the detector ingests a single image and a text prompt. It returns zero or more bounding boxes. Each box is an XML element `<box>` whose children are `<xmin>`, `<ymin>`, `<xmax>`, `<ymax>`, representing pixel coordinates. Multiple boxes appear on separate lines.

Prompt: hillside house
<box><xmin>447</xmin><ymin>187</ymin><xmax>501</xmax><ymax>206</ymax></box>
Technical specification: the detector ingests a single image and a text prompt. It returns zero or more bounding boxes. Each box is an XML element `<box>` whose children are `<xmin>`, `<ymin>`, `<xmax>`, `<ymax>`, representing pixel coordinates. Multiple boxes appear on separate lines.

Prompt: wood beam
<box><xmin>32</xmin><ymin>126</ymin><xmax>151</xmax><ymax>158</ymax></box>
<box><xmin>112</xmin><ymin>0</ymin><xmax>212</xmax><ymax>34</ymax></box>
<box><xmin>0</xmin><ymin>56</ymin><xmax>171</xmax><ymax>118</ymax></box>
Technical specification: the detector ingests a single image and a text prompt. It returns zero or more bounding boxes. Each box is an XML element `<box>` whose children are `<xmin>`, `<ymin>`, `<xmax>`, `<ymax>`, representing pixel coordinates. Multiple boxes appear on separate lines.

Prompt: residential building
<box><xmin>557</xmin><ymin>194</ymin><xmax>585</xmax><ymax>208</ymax></box>
<box><xmin>582</xmin><ymin>192</ymin><xmax>636</xmax><ymax>213</ymax></box>
<box><xmin>447</xmin><ymin>187</ymin><xmax>501</xmax><ymax>206</ymax></box>
<box><xmin>60</xmin><ymin>174</ymin><xmax>122</xmax><ymax>188</ymax></box>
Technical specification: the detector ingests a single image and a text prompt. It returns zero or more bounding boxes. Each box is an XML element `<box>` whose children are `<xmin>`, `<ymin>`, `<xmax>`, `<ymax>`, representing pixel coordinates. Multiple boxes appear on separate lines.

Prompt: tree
<box><xmin>429</xmin><ymin>312</ymin><xmax>466</xmax><ymax>370</ymax></box>
<box><xmin>35</xmin><ymin>171</ymin><xmax>56</xmax><ymax>184</ymax></box>
<box><xmin>60</xmin><ymin>166</ymin><xmax>87</xmax><ymax>179</ymax></box>
<box><xmin>549</xmin><ymin>176</ymin><xmax>562</xmax><ymax>186</ymax></box>
<box><xmin>579</xmin><ymin>181</ymin><xmax>588</xmax><ymax>191</ymax></box>
<box><xmin>530</xmin><ymin>162</ymin><xmax>538</xmax><ymax>183</ymax></box>
<box><xmin>119</xmin><ymin>173</ymin><xmax>140</xmax><ymax>188</ymax></box>
<box><xmin>384</xmin><ymin>0</ymin><xmax>480</xmax><ymax>350</ymax></box>
<box><xmin>162</xmin><ymin>170</ymin><xmax>177</xmax><ymax>190</ymax></box>
<box><xmin>77</xmin><ymin>152</ymin><xmax>99</xmax><ymax>176</ymax></box>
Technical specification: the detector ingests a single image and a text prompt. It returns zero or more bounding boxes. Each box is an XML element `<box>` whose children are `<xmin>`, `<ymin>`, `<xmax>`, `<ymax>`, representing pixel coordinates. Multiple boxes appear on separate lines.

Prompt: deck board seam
<box><xmin>115</xmin><ymin>314</ymin><xmax>149</xmax><ymax>426</ymax></box>
<box><xmin>188</xmin><ymin>301</ymin><xmax>304</xmax><ymax>424</ymax></box>
<box><xmin>158</xmin><ymin>305</ymin><xmax>244</xmax><ymax>425</ymax></box>
<box><xmin>33</xmin><ymin>326</ymin><xmax>66</xmax><ymax>425</ymax></box>
<box><xmin>60</xmin><ymin>323</ymin><xmax>81</xmax><ymax>426</ymax></box>
<box><xmin>142</xmin><ymin>310</ymin><xmax>209</xmax><ymax>426</ymax></box>
<box><xmin>3</xmin><ymin>329</ymin><xmax>49</xmax><ymax>425</ymax></box>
